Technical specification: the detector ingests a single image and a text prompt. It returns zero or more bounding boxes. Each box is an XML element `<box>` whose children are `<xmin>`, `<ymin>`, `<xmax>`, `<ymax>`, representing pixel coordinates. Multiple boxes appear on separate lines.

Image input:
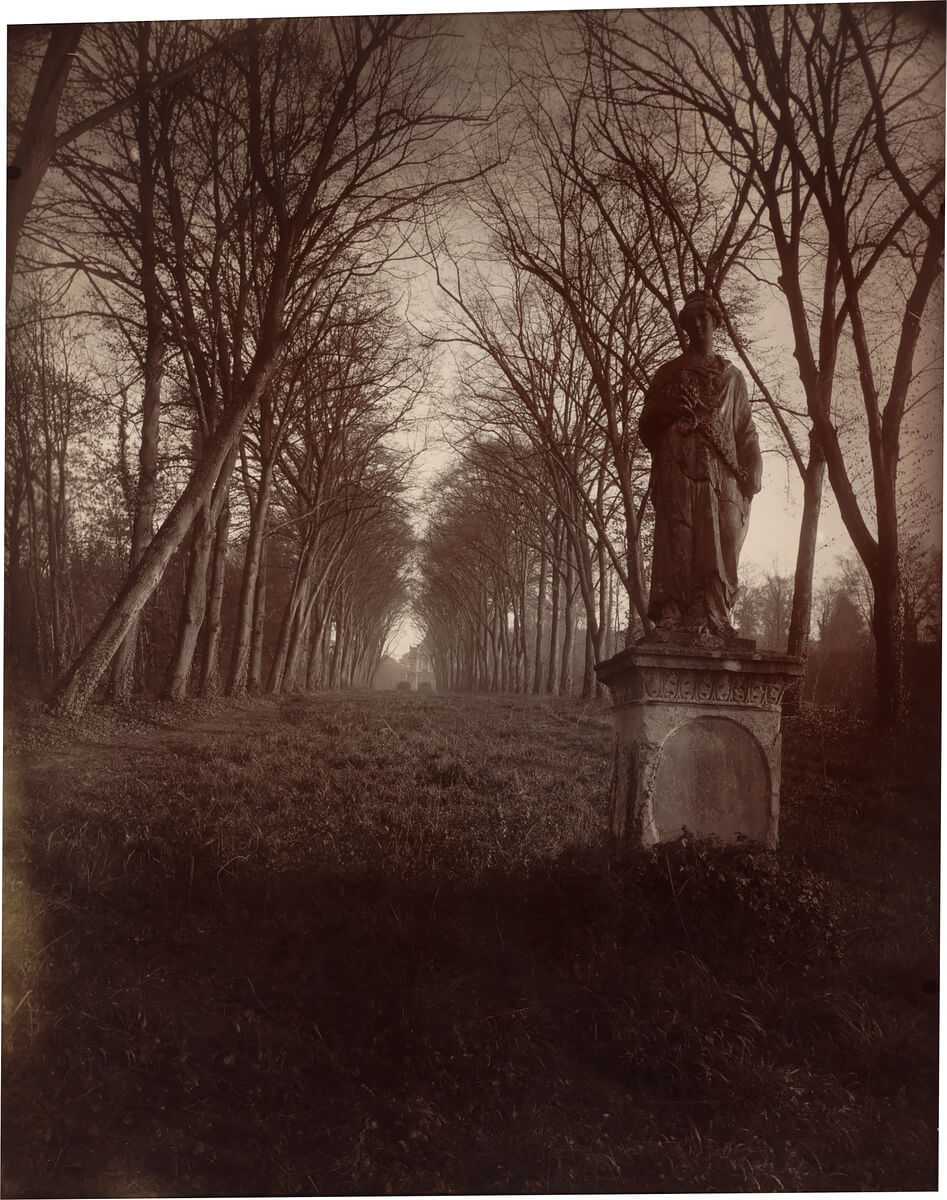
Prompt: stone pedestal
<box><xmin>595</xmin><ymin>643</ymin><xmax>804</xmax><ymax>847</ymax></box>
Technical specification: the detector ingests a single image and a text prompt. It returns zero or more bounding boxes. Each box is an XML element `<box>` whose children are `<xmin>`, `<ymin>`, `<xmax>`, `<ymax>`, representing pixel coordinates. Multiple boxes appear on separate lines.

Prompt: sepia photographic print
<box><xmin>4</xmin><ymin>3</ymin><xmax>942</xmax><ymax>1194</ymax></box>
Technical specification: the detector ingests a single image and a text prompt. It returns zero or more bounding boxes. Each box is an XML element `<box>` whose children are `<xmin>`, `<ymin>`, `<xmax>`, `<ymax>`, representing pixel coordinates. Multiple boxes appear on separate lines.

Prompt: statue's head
<box><xmin>678</xmin><ymin>290</ymin><xmax>724</xmax><ymax>333</ymax></box>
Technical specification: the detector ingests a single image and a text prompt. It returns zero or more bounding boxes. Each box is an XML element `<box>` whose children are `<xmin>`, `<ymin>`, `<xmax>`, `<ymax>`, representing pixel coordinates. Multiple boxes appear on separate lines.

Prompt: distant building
<box><xmin>399</xmin><ymin>643</ymin><xmax>435</xmax><ymax>691</ymax></box>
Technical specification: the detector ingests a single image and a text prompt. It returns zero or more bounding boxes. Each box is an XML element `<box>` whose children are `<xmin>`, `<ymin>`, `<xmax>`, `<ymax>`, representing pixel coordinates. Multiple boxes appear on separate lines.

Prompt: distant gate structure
<box><xmin>399</xmin><ymin>643</ymin><xmax>435</xmax><ymax>692</ymax></box>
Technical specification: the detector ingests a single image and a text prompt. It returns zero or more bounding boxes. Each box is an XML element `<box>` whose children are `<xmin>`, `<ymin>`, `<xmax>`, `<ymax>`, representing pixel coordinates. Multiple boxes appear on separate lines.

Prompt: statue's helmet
<box><xmin>678</xmin><ymin>290</ymin><xmax>724</xmax><ymax>329</ymax></box>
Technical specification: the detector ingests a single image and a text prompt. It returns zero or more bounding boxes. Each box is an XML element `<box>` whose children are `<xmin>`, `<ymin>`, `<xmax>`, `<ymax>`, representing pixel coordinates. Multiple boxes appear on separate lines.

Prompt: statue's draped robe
<box><xmin>639</xmin><ymin>353</ymin><xmax>762</xmax><ymax>634</ymax></box>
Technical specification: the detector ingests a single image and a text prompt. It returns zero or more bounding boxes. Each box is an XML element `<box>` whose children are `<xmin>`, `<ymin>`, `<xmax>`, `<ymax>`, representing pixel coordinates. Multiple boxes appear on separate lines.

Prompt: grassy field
<box><xmin>2</xmin><ymin>689</ymin><xmax>939</xmax><ymax>1195</ymax></box>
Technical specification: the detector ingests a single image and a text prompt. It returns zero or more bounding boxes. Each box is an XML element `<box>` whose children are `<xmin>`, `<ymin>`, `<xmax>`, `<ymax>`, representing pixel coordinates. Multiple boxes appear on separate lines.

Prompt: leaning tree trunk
<box><xmin>49</xmin><ymin>357</ymin><xmax>276</xmax><ymax>718</ymax></box>
<box><xmin>268</xmin><ymin>524</ymin><xmax>339</xmax><ymax>693</ymax></box>
<box><xmin>110</xmin><ymin>35</ymin><xmax>165</xmax><ymax>704</ymax></box>
<box><xmin>284</xmin><ymin>587</ymin><xmax>321</xmax><ymax>692</ymax></box>
<box><xmin>267</xmin><ymin>538</ymin><xmax>312</xmax><ymax>692</ymax></box>
<box><xmin>164</xmin><ymin>445</ymin><xmax>235</xmax><ymax>700</ymax></box>
<box><xmin>162</xmin><ymin>503</ymin><xmax>214</xmax><ymax>701</ymax></box>
<box><xmin>7</xmin><ymin>25</ymin><xmax>82</xmax><ymax>298</ymax></box>
<box><xmin>285</xmin><ymin>567</ymin><xmax>335</xmax><ymax>691</ymax></box>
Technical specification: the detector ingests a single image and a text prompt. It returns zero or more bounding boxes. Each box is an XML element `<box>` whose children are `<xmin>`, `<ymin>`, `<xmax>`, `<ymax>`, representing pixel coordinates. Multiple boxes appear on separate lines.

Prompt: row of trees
<box><xmin>417</xmin><ymin>439</ymin><xmax>627</xmax><ymax>696</ymax></box>
<box><xmin>416</xmin><ymin>434</ymin><xmax>940</xmax><ymax>707</ymax></box>
<box><xmin>6</xmin><ymin>10</ymin><xmax>943</xmax><ymax>727</ymax></box>
<box><xmin>7</xmin><ymin>273</ymin><xmax>420</xmax><ymax>697</ymax></box>
<box><xmin>7</xmin><ymin>17</ymin><xmax>473</xmax><ymax>711</ymax></box>
<box><xmin>413</xmin><ymin>7</ymin><xmax>942</xmax><ymax>725</ymax></box>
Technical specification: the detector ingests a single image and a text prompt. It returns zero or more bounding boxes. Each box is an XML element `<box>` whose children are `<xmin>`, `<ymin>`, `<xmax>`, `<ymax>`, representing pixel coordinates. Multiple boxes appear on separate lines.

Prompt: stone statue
<box><xmin>638</xmin><ymin>291</ymin><xmax>762</xmax><ymax>642</ymax></box>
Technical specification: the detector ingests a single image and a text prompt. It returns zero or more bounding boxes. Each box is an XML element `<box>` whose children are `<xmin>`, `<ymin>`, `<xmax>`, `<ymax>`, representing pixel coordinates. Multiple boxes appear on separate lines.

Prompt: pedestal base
<box><xmin>595</xmin><ymin>644</ymin><xmax>804</xmax><ymax>847</ymax></box>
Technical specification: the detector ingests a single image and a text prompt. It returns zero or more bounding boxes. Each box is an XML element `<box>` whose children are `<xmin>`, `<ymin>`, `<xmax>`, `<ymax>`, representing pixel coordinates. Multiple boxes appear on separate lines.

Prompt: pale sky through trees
<box><xmin>386</xmin><ymin>7</ymin><xmax>943</xmax><ymax>656</ymax></box>
<box><xmin>10</xmin><ymin>1</ymin><xmax>943</xmax><ymax>662</ymax></box>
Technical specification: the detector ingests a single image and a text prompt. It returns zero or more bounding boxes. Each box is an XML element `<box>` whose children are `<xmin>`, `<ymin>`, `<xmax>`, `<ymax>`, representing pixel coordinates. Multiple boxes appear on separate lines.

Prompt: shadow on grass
<box><xmin>4</xmin><ymin>830</ymin><xmax>938</xmax><ymax>1197</ymax></box>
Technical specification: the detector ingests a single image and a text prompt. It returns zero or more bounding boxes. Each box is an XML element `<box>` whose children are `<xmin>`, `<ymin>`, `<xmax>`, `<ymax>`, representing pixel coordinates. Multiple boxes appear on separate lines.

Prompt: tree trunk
<box><xmin>872</xmin><ymin>562</ymin><xmax>905</xmax><ymax>728</ymax></box>
<box><xmin>533</xmin><ymin>546</ymin><xmax>546</xmax><ymax>694</ymax></box>
<box><xmin>513</xmin><ymin>577</ymin><xmax>526</xmax><ymax>692</ymax></box>
<box><xmin>783</xmin><ymin>435</ymin><xmax>826</xmax><ymax>713</ymax></box>
<box><xmin>328</xmin><ymin>618</ymin><xmax>344</xmax><ymax>689</ymax></box>
<box><xmin>5</xmin><ymin>471</ymin><xmax>31</xmax><ymax>673</ymax></box>
<box><xmin>871</xmin><ymin>469</ymin><xmax>907</xmax><ymax>726</ymax></box>
<box><xmin>267</xmin><ymin>551</ymin><xmax>307</xmax><ymax>693</ymax></box>
<box><xmin>582</xmin><ymin>624</ymin><xmax>596</xmax><ymax>699</ymax></box>
<box><xmin>488</xmin><ymin>613</ymin><xmax>500</xmax><ymax>692</ymax></box>
<box><xmin>560</xmin><ymin>546</ymin><xmax>576</xmax><ymax>697</ymax></box>
<box><xmin>341</xmin><ymin>629</ymin><xmax>358</xmax><ymax>689</ymax></box>
<box><xmin>227</xmin><ymin>457</ymin><xmax>274</xmax><ymax>694</ymax></box>
<box><xmin>596</xmin><ymin>538</ymin><xmax>609</xmax><ymax>696</ymax></box>
<box><xmin>110</xmin><ymin>29</ymin><xmax>165</xmax><ymax>704</ymax></box>
<box><xmin>41</xmin><ymin>442</ymin><xmax>66</xmax><ymax>677</ymax></box>
<box><xmin>497</xmin><ymin>609</ymin><xmax>508</xmax><ymax>692</ymax></box>
<box><xmin>248</xmin><ymin>540</ymin><xmax>267</xmax><ymax>693</ymax></box>
<box><xmin>7</xmin><ymin>25</ymin><xmax>83</xmax><ymax>298</ymax></box>
<box><xmin>286</xmin><ymin>581</ymin><xmax>326</xmax><ymax>691</ymax></box>
<box><xmin>547</xmin><ymin>526</ymin><xmax>562</xmax><ymax>694</ymax></box>
<box><xmin>163</xmin><ymin>447</ymin><xmax>235</xmax><ymax>700</ymax></box>
<box><xmin>268</xmin><ymin>524</ymin><xmax>339</xmax><ymax>693</ymax></box>
<box><xmin>198</xmin><ymin>496</ymin><xmax>231</xmax><ymax>696</ymax></box>
<box><xmin>474</xmin><ymin>627</ymin><xmax>489</xmax><ymax>691</ymax></box>
<box><xmin>306</xmin><ymin>603</ymin><xmax>329</xmax><ymax>689</ymax></box>
<box><xmin>49</xmin><ymin>358</ymin><xmax>276</xmax><ymax>717</ymax></box>
<box><xmin>570</xmin><ymin>528</ymin><xmax>600</xmax><ymax>672</ymax></box>
<box><xmin>162</xmin><ymin>503</ymin><xmax>214</xmax><ymax>701</ymax></box>
<box><xmin>278</xmin><ymin>595</ymin><xmax>307</xmax><ymax>691</ymax></box>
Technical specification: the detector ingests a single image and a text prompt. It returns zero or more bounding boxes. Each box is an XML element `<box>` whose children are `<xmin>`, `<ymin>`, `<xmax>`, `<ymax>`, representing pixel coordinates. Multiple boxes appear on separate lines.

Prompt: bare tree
<box><xmin>45</xmin><ymin>16</ymin><xmax>466</xmax><ymax>716</ymax></box>
<box><xmin>417</xmin><ymin>438</ymin><xmax>596</xmax><ymax>696</ymax></box>
<box><xmin>257</xmin><ymin>289</ymin><xmax>424</xmax><ymax>696</ymax></box>
<box><xmin>586</xmin><ymin>5</ymin><xmax>944</xmax><ymax>725</ymax></box>
<box><xmin>7</xmin><ymin>21</ymin><xmax>253</xmax><ymax>296</ymax></box>
<box><xmin>6</xmin><ymin>287</ymin><xmax>96</xmax><ymax>678</ymax></box>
